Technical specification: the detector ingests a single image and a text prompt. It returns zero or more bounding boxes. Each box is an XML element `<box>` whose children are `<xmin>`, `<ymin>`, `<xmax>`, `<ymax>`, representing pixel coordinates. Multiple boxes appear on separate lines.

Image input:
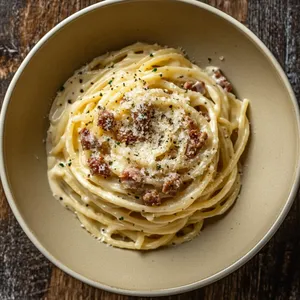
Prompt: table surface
<box><xmin>1</xmin><ymin>0</ymin><xmax>300</xmax><ymax>299</ymax></box>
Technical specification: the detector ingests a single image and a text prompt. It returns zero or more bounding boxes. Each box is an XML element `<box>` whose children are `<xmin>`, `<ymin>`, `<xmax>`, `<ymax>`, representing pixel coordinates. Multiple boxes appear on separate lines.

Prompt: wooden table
<box><xmin>0</xmin><ymin>0</ymin><xmax>299</xmax><ymax>299</ymax></box>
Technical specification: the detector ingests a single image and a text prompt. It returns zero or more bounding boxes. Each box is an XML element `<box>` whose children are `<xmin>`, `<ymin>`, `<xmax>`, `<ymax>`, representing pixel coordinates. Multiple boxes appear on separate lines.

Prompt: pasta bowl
<box><xmin>1</xmin><ymin>0</ymin><xmax>299</xmax><ymax>296</ymax></box>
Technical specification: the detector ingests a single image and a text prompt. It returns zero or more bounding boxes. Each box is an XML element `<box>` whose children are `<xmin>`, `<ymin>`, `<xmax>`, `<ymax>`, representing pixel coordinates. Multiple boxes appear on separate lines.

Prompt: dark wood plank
<box><xmin>0</xmin><ymin>0</ymin><xmax>299</xmax><ymax>299</ymax></box>
<box><xmin>203</xmin><ymin>1</ymin><xmax>300</xmax><ymax>299</ymax></box>
<box><xmin>0</xmin><ymin>1</ymin><xmax>54</xmax><ymax>299</ymax></box>
<box><xmin>0</xmin><ymin>1</ymin><xmax>101</xmax><ymax>299</ymax></box>
<box><xmin>204</xmin><ymin>0</ymin><xmax>248</xmax><ymax>23</ymax></box>
<box><xmin>245</xmin><ymin>1</ymin><xmax>300</xmax><ymax>299</ymax></box>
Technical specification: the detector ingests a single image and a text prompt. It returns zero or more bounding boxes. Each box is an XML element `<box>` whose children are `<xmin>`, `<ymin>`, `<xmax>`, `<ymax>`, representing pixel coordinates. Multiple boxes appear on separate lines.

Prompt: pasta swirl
<box><xmin>47</xmin><ymin>43</ymin><xmax>250</xmax><ymax>250</ymax></box>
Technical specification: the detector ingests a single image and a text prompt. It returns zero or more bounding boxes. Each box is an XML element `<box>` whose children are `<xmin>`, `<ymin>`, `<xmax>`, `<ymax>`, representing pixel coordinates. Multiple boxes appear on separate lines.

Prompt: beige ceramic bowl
<box><xmin>1</xmin><ymin>0</ymin><xmax>300</xmax><ymax>296</ymax></box>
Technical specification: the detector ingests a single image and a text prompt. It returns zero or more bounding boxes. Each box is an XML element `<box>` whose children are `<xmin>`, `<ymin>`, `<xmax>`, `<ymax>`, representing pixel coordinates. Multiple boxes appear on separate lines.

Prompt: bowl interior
<box><xmin>2</xmin><ymin>0</ymin><xmax>299</xmax><ymax>294</ymax></box>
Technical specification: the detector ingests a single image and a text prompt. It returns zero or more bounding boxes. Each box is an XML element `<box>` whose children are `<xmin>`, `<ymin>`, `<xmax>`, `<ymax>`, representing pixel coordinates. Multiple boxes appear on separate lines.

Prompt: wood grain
<box><xmin>0</xmin><ymin>0</ymin><xmax>299</xmax><ymax>299</ymax></box>
<box><xmin>204</xmin><ymin>0</ymin><xmax>248</xmax><ymax>22</ymax></box>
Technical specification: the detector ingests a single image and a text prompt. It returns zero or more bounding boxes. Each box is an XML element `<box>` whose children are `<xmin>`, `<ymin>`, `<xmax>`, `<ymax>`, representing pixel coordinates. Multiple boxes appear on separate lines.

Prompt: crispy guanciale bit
<box><xmin>116</xmin><ymin>127</ymin><xmax>139</xmax><ymax>145</ymax></box>
<box><xmin>183</xmin><ymin>116</ymin><xmax>208</xmax><ymax>158</ymax></box>
<box><xmin>183</xmin><ymin>81</ymin><xmax>206</xmax><ymax>94</ymax></box>
<box><xmin>143</xmin><ymin>190</ymin><xmax>161</xmax><ymax>206</ymax></box>
<box><xmin>98</xmin><ymin>109</ymin><xmax>115</xmax><ymax>131</ymax></box>
<box><xmin>132</xmin><ymin>104</ymin><xmax>154</xmax><ymax>132</ymax></box>
<box><xmin>88</xmin><ymin>156</ymin><xmax>110</xmax><ymax>178</ymax></box>
<box><xmin>185</xmin><ymin>130</ymin><xmax>208</xmax><ymax>159</ymax></box>
<box><xmin>162</xmin><ymin>173</ymin><xmax>182</xmax><ymax>195</ymax></box>
<box><xmin>79</xmin><ymin>128</ymin><xmax>110</xmax><ymax>154</ymax></box>
<box><xmin>212</xmin><ymin>69</ymin><xmax>233</xmax><ymax>92</ymax></box>
<box><xmin>185</xmin><ymin>116</ymin><xmax>198</xmax><ymax>130</ymax></box>
<box><xmin>79</xmin><ymin>128</ymin><xmax>99</xmax><ymax>150</ymax></box>
<box><xmin>120</xmin><ymin>167</ymin><xmax>143</xmax><ymax>190</ymax></box>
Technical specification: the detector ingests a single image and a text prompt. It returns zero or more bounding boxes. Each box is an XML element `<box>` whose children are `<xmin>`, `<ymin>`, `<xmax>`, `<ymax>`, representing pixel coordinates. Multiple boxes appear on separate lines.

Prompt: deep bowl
<box><xmin>1</xmin><ymin>0</ymin><xmax>300</xmax><ymax>296</ymax></box>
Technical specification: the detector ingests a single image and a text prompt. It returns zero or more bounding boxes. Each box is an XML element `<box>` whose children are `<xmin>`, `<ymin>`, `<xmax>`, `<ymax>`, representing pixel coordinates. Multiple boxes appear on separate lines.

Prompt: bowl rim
<box><xmin>1</xmin><ymin>0</ymin><xmax>300</xmax><ymax>296</ymax></box>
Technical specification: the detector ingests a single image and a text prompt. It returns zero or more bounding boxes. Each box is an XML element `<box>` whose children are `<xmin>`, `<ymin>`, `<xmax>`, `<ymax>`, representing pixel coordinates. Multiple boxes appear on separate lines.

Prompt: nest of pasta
<box><xmin>47</xmin><ymin>43</ymin><xmax>249</xmax><ymax>250</ymax></box>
